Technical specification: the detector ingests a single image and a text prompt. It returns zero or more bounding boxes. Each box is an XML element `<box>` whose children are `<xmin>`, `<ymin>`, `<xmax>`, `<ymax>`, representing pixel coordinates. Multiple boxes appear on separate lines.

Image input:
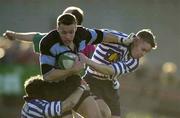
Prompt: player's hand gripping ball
<box><xmin>58</xmin><ymin>52</ymin><xmax>77</xmax><ymax>69</ymax></box>
<box><xmin>58</xmin><ymin>52</ymin><xmax>85</xmax><ymax>76</ymax></box>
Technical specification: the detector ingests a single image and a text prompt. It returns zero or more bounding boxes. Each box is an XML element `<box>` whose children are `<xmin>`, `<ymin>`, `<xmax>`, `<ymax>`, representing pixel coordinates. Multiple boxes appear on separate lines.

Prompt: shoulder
<box><xmin>74</xmin><ymin>26</ymin><xmax>92</xmax><ymax>42</ymax></box>
<box><xmin>40</xmin><ymin>30</ymin><xmax>59</xmax><ymax>52</ymax></box>
<box><xmin>101</xmin><ymin>29</ymin><xmax>128</xmax><ymax>37</ymax></box>
<box><xmin>40</xmin><ymin>30</ymin><xmax>58</xmax><ymax>45</ymax></box>
<box><xmin>76</xmin><ymin>26</ymin><xmax>89</xmax><ymax>34</ymax></box>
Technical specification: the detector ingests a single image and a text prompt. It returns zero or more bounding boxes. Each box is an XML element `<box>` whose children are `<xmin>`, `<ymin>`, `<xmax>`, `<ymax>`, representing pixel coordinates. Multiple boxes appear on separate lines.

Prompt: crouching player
<box><xmin>21</xmin><ymin>75</ymin><xmax>89</xmax><ymax>118</ymax></box>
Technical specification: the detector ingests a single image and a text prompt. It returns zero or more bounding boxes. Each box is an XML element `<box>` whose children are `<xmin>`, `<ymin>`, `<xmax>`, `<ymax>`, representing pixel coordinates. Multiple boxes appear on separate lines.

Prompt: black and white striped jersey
<box><xmin>86</xmin><ymin>29</ymin><xmax>139</xmax><ymax>80</ymax></box>
<box><xmin>21</xmin><ymin>99</ymin><xmax>61</xmax><ymax>118</ymax></box>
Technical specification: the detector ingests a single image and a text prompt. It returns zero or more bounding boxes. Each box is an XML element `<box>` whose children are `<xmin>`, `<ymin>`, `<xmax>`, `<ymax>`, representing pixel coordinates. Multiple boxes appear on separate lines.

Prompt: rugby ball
<box><xmin>58</xmin><ymin>52</ymin><xmax>77</xmax><ymax>69</ymax></box>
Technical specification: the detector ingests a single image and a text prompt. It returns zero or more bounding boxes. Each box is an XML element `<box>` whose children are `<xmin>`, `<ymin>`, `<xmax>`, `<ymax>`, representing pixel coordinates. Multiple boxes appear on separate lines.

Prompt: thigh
<box><xmin>72</xmin><ymin>110</ymin><xmax>84</xmax><ymax>118</ymax></box>
<box><xmin>96</xmin><ymin>99</ymin><xmax>111</xmax><ymax>118</ymax></box>
<box><xmin>62</xmin><ymin>110</ymin><xmax>84</xmax><ymax>118</ymax></box>
<box><xmin>76</xmin><ymin>96</ymin><xmax>102</xmax><ymax>118</ymax></box>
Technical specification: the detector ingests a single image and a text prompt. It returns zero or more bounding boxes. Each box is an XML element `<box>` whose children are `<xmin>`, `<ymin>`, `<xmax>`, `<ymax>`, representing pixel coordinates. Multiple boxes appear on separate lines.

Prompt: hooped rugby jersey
<box><xmin>40</xmin><ymin>26</ymin><xmax>104</xmax><ymax>75</ymax></box>
<box><xmin>21</xmin><ymin>99</ymin><xmax>61</xmax><ymax>118</ymax></box>
<box><xmin>86</xmin><ymin>29</ymin><xmax>139</xmax><ymax>80</ymax></box>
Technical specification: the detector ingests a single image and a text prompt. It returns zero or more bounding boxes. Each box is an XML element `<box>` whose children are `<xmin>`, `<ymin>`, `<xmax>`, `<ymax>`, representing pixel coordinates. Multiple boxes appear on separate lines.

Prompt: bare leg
<box><xmin>72</xmin><ymin>110</ymin><xmax>84</xmax><ymax>118</ymax></box>
<box><xmin>96</xmin><ymin>99</ymin><xmax>111</xmax><ymax>118</ymax></box>
<box><xmin>77</xmin><ymin>96</ymin><xmax>102</xmax><ymax>118</ymax></box>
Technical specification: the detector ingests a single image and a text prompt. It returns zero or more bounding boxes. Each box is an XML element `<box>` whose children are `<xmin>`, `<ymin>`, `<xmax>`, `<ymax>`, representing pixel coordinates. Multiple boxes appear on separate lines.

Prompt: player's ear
<box><xmin>56</xmin><ymin>27</ymin><xmax>59</xmax><ymax>33</ymax></box>
<box><xmin>74</xmin><ymin>25</ymin><xmax>77</xmax><ymax>31</ymax></box>
<box><xmin>134</xmin><ymin>36</ymin><xmax>141</xmax><ymax>43</ymax></box>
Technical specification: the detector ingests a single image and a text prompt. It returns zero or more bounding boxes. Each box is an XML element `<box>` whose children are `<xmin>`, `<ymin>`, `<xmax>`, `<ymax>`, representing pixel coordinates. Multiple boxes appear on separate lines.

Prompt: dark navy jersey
<box><xmin>40</xmin><ymin>26</ymin><xmax>104</xmax><ymax>75</ymax></box>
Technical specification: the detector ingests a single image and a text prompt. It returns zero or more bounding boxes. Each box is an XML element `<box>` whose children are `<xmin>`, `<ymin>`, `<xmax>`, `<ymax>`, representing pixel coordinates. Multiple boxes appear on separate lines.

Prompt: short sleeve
<box><xmin>32</xmin><ymin>33</ymin><xmax>46</xmax><ymax>53</ymax></box>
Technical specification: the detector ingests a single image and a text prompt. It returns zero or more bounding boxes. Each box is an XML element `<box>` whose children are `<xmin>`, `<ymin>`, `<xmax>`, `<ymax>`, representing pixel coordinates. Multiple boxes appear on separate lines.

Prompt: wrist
<box><xmin>86</xmin><ymin>58</ymin><xmax>92</xmax><ymax>66</ymax></box>
<box><xmin>12</xmin><ymin>32</ymin><xmax>16</xmax><ymax>40</ymax></box>
<box><xmin>78</xmin><ymin>85</ymin><xmax>85</xmax><ymax>91</ymax></box>
<box><xmin>117</xmin><ymin>36</ymin><xmax>124</xmax><ymax>44</ymax></box>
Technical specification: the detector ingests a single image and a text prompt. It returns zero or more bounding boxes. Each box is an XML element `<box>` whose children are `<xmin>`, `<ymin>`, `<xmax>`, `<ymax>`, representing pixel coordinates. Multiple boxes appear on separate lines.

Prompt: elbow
<box><xmin>69</xmin><ymin>101</ymin><xmax>77</xmax><ymax>108</ymax></box>
<box><xmin>43</xmin><ymin>75</ymin><xmax>51</xmax><ymax>81</ymax></box>
<box><xmin>65</xmin><ymin>100</ymin><xmax>77</xmax><ymax>110</ymax></box>
<box><xmin>109</xmin><ymin>69</ymin><xmax>114</xmax><ymax>75</ymax></box>
<box><xmin>43</xmin><ymin>72</ymin><xmax>54</xmax><ymax>82</ymax></box>
<box><xmin>107</xmin><ymin>66</ymin><xmax>115</xmax><ymax>75</ymax></box>
<box><xmin>42</xmin><ymin>69</ymin><xmax>56</xmax><ymax>81</ymax></box>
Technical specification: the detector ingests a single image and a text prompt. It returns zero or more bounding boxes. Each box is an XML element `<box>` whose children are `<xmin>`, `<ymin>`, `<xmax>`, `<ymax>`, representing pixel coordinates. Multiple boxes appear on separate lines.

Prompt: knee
<box><xmin>101</xmin><ymin>107</ymin><xmax>111</xmax><ymax>118</ymax></box>
<box><xmin>96</xmin><ymin>99</ymin><xmax>111</xmax><ymax>118</ymax></box>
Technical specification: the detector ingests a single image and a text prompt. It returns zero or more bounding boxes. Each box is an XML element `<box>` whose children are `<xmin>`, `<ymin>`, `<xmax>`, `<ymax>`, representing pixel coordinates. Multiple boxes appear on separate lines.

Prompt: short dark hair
<box><xmin>24</xmin><ymin>75</ymin><xmax>44</xmax><ymax>98</ymax></box>
<box><xmin>136</xmin><ymin>29</ymin><xmax>157</xmax><ymax>49</ymax></box>
<box><xmin>63</xmin><ymin>6</ymin><xmax>84</xmax><ymax>25</ymax></box>
<box><xmin>57</xmin><ymin>13</ymin><xmax>77</xmax><ymax>26</ymax></box>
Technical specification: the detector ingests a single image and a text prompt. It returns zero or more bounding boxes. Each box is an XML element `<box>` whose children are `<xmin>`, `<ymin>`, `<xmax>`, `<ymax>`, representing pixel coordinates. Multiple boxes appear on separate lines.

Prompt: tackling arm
<box><xmin>102</xmin><ymin>31</ymin><xmax>136</xmax><ymax>45</ymax></box>
<box><xmin>62</xmin><ymin>79</ymin><xmax>89</xmax><ymax>112</ymax></box>
<box><xmin>79</xmin><ymin>53</ymin><xmax>139</xmax><ymax>78</ymax></box>
<box><xmin>79</xmin><ymin>53</ymin><xmax>114</xmax><ymax>75</ymax></box>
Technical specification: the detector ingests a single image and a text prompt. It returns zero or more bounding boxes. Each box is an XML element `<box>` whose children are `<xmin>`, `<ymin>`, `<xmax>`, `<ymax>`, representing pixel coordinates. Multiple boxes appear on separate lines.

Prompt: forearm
<box><xmin>102</xmin><ymin>32</ymin><xmax>134</xmax><ymax>45</ymax></box>
<box><xmin>86</xmin><ymin>58</ymin><xmax>114</xmax><ymax>75</ymax></box>
<box><xmin>43</xmin><ymin>68</ymin><xmax>77</xmax><ymax>81</ymax></box>
<box><xmin>102</xmin><ymin>32</ymin><xmax>123</xmax><ymax>44</ymax></box>
<box><xmin>61</xmin><ymin>87</ymin><xmax>84</xmax><ymax>112</ymax></box>
<box><xmin>14</xmin><ymin>32</ymin><xmax>37</xmax><ymax>42</ymax></box>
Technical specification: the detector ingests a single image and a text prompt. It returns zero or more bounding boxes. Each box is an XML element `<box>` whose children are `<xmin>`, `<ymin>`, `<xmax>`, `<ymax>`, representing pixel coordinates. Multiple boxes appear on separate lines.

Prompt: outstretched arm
<box><xmin>3</xmin><ymin>30</ymin><xmax>47</xmax><ymax>53</ymax></box>
<box><xmin>79</xmin><ymin>52</ymin><xmax>139</xmax><ymax>77</ymax></box>
<box><xmin>102</xmin><ymin>30</ymin><xmax>136</xmax><ymax>45</ymax></box>
<box><xmin>79</xmin><ymin>53</ymin><xmax>114</xmax><ymax>75</ymax></box>
<box><xmin>3</xmin><ymin>30</ymin><xmax>39</xmax><ymax>42</ymax></box>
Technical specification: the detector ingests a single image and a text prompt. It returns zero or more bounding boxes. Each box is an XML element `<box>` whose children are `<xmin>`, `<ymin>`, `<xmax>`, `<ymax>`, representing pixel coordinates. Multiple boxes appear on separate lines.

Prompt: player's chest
<box><xmin>97</xmin><ymin>44</ymin><xmax>129</xmax><ymax>63</ymax></box>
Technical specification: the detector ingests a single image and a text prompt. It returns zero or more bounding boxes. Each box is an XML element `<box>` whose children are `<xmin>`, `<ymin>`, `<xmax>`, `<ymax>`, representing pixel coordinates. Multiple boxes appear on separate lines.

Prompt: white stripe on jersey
<box><xmin>50</xmin><ymin>102</ymin><xmax>55</xmax><ymax>116</ymax></box>
<box><xmin>45</xmin><ymin>103</ymin><xmax>50</xmax><ymax>117</ymax></box>
<box><xmin>28</xmin><ymin>110</ymin><xmax>42</xmax><ymax>117</ymax></box>
<box><xmin>56</xmin><ymin>101</ymin><xmax>61</xmax><ymax>116</ymax></box>
<box><xmin>21</xmin><ymin>109</ymin><xmax>34</xmax><ymax>118</ymax></box>
<box><xmin>28</xmin><ymin>102</ymin><xmax>43</xmax><ymax>113</ymax></box>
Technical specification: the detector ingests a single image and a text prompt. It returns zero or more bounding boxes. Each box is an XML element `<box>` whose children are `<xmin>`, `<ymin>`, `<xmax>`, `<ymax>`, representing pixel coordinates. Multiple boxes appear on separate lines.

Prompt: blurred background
<box><xmin>0</xmin><ymin>0</ymin><xmax>180</xmax><ymax>118</ymax></box>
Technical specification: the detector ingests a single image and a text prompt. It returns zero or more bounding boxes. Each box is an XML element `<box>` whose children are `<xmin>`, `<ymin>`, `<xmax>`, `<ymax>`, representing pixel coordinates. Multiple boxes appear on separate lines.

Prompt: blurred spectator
<box><xmin>159</xmin><ymin>62</ymin><xmax>177</xmax><ymax>87</ymax></box>
<box><xmin>0</xmin><ymin>39</ymin><xmax>38</xmax><ymax>65</ymax></box>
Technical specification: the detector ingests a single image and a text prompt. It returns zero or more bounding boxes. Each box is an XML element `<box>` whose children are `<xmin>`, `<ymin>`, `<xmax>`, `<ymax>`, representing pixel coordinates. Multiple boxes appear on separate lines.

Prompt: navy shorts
<box><xmin>84</xmin><ymin>75</ymin><xmax>121</xmax><ymax>116</ymax></box>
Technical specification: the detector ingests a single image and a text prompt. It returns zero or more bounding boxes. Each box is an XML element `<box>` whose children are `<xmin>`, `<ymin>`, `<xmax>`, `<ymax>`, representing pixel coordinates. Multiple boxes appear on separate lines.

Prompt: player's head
<box><xmin>130</xmin><ymin>29</ymin><xmax>157</xmax><ymax>59</ymax></box>
<box><xmin>24</xmin><ymin>75</ymin><xmax>44</xmax><ymax>98</ymax></box>
<box><xmin>57</xmin><ymin>13</ymin><xmax>77</xmax><ymax>46</ymax></box>
<box><xmin>63</xmin><ymin>6</ymin><xmax>84</xmax><ymax>25</ymax></box>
